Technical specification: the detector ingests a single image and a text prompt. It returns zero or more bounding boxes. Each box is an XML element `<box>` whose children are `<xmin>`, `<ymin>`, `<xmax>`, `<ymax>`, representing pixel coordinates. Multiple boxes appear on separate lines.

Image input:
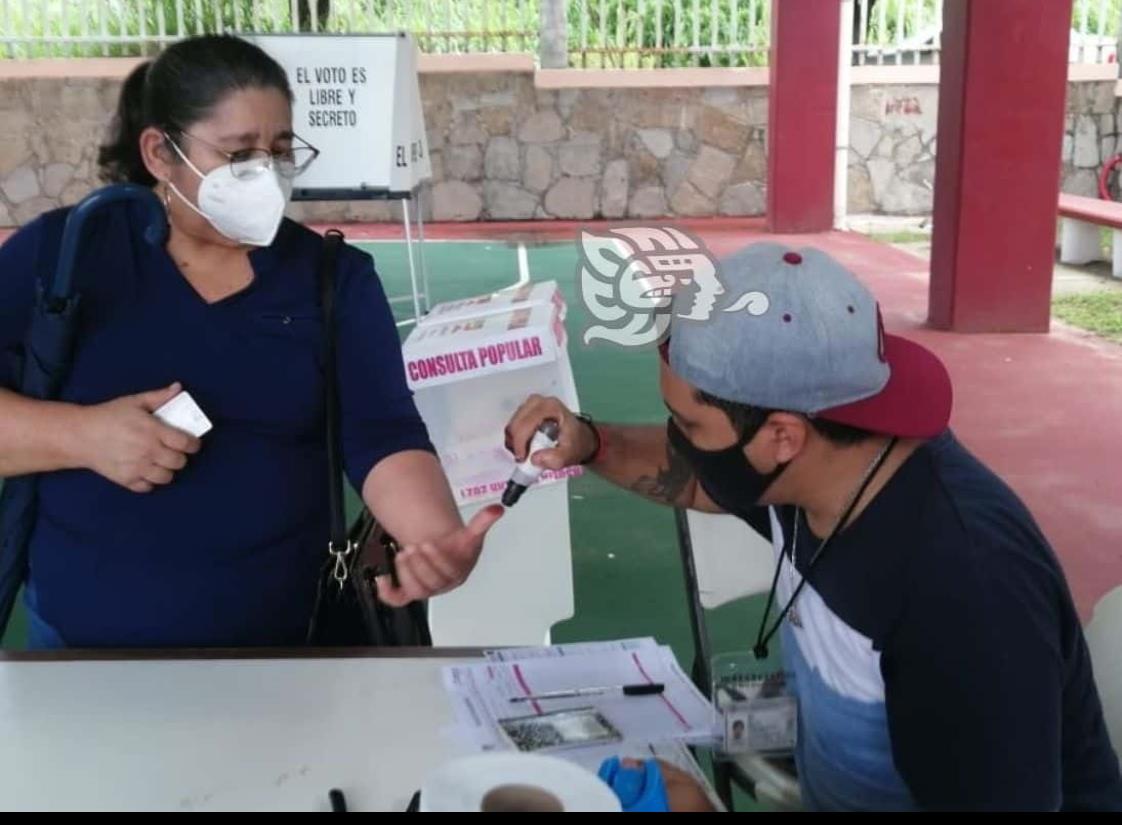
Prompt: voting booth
<box><xmin>251</xmin><ymin>32</ymin><xmax>432</xmax><ymax>320</ymax></box>
<box><xmin>403</xmin><ymin>283</ymin><xmax>580</xmax><ymax>646</ymax></box>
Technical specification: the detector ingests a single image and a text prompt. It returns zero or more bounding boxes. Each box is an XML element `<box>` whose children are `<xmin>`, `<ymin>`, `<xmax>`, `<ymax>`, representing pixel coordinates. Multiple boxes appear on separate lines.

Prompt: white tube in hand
<box><xmin>502</xmin><ymin>419</ymin><xmax>560</xmax><ymax>506</ymax></box>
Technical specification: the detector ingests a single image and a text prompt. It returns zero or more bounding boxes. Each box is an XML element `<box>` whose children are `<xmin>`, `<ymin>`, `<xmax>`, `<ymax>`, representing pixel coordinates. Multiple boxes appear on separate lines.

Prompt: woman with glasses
<box><xmin>0</xmin><ymin>35</ymin><xmax>500</xmax><ymax>648</ymax></box>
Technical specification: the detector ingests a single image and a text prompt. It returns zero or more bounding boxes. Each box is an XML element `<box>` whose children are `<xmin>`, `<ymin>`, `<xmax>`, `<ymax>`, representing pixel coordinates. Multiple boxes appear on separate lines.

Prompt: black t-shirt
<box><xmin>745</xmin><ymin>431</ymin><xmax>1122</xmax><ymax>810</ymax></box>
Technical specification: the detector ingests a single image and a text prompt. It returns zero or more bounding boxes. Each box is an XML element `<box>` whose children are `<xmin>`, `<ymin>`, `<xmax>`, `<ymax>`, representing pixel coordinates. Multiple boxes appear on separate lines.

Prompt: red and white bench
<box><xmin>1058</xmin><ymin>193</ymin><xmax>1122</xmax><ymax>278</ymax></box>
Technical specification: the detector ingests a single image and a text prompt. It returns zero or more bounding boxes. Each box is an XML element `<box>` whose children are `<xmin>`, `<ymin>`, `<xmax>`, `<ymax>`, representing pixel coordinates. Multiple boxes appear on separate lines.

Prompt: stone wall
<box><xmin>1059</xmin><ymin>81</ymin><xmax>1120</xmax><ymax>198</ymax></box>
<box><xmin>0</xmin><ymin>65</ymin><xmax>768</xmax><ymax>227</ymax></box>
<box><xmin>2</xmin><ymin>62</ymin><xmax>1120</xmax><ymax>228</ymax></box>
<box><xmin>0</xmin><ymin>75</ymin><xmax>124</xmax><ymax>227</ymax></box>
<box><xmin>845</xmin><ymin>80</ymin><xmax>1122</xmax><ymax>216</ymax></box>
<box><xmin>417</xmin><ymin>74</ymin><xmax>768</xmax><ymax>222</ymax></box>
<box><xmin>847</xmin><ymin>84</ymin><xmax>938</xmax><ymax>216</ymax></box>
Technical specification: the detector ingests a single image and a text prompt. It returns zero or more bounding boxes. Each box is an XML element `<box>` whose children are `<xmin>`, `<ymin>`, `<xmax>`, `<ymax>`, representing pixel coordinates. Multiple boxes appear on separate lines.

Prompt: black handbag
<box><xmin>305</xmin><ymin>229</ymin><xmax>432</xmax><ymax>648</ymax></box>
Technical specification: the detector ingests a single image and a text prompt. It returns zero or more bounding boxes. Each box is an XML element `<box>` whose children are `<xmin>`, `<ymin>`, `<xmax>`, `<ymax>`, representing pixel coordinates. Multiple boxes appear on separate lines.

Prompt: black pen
<box><xmin>510</xmin><ymin>682</ymin><xmax>665</xmax><ymax>702</ymax></box>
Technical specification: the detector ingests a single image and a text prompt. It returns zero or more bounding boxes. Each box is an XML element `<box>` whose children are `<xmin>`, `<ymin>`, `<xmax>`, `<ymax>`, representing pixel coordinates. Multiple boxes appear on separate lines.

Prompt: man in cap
<box><xmin>506</xmin><ymin>243</ymin><xmax>1122</xmax><ymax>811</ymax></box>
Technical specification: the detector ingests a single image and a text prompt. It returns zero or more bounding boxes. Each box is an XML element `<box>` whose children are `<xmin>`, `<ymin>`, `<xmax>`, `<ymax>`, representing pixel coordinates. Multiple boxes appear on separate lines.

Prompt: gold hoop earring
<box><xmin>161</xmin><ymin>182</ymin><xmax>176</xmax><ymax>231</ymax></box>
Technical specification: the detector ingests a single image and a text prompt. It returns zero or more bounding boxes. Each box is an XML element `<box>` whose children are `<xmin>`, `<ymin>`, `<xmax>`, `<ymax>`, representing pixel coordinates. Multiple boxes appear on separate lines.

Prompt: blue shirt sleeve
<box><xmin>0</xmin><ymin>217</ymin><xmax>51</xmax><ymax>390</ymax></box>
<box><xmin>334</xmin><ymin>246</ymin><xmax>435</xmax><ymax>494</ymax></box>
<box><xmin>881</xmin><ymin>515</ymin><xmax>1065</xmax><ymax>810</ymax></box>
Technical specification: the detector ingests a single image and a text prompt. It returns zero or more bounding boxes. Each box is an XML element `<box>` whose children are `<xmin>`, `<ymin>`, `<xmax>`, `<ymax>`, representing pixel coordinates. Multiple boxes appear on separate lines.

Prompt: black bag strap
<box><xmin>310</xmin><ymin>228</ymin><xmax>433</xmax><ymax>646</ymax></box>
<box><xmin>319</xmin><ymin>229</ymin><xmax>348</xmax><ymax>553</ymax></box>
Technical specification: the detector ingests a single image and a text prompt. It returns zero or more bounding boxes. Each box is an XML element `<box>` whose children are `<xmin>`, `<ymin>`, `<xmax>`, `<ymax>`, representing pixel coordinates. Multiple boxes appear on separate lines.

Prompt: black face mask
<box><xmin>666</xmin><ymin>416</ymin><xmax>788</xmax><ymax>520</ymax></box>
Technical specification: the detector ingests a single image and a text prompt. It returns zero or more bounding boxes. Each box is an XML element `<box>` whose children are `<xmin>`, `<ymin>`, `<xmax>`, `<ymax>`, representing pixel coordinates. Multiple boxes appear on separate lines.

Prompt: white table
<box><xmin>0</xmin><ymin>650</ymin><xmax>476</xmax><ymax>811</ymax></box>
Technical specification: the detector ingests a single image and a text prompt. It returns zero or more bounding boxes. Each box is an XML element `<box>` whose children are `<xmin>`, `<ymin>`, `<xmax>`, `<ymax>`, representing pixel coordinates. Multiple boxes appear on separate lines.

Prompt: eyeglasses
<box><xmin>167</xmin><ymin>130</ymin><xmax>320</xmax><ymax>180</ymax></box>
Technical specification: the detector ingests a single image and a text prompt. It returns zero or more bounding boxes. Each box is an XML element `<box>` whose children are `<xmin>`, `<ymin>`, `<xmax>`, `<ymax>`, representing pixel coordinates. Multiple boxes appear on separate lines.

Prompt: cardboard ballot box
<box><xmin>416</xmin><ymin>280</ymin><xmax>567</xmax><ymax>329</ymax></box>
<box><xmin>402</xmin><ymin>285</ymin><xmax>579</xmax><ymax>646</ymax></box>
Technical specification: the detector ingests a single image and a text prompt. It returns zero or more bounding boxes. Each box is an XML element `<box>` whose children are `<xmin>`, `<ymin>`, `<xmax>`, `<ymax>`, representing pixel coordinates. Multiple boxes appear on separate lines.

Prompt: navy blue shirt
<box><xmin>0</xmin><ymin>202</ymin><xmax>433</xmax><ymax>647</ymax></box>
<box><xmin>745</xmin><ymin>432</ymin><xmax>1122</xmax><ymax>810</ymax></box>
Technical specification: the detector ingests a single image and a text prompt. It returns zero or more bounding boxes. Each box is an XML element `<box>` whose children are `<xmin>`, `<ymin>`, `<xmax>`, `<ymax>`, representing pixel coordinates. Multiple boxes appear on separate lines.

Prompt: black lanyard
<box><xmin>752</xmin><ymin>438</ymin><xmax>898</xmax><ymax>660</ymax></box>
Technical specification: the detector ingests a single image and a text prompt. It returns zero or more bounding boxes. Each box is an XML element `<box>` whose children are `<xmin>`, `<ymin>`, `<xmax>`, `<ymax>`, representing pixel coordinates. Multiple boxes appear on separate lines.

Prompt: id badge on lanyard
<box><xmin>712</xmin><ymin>656</ymin><xmax>798</xmax><ymax>757</ymax></box>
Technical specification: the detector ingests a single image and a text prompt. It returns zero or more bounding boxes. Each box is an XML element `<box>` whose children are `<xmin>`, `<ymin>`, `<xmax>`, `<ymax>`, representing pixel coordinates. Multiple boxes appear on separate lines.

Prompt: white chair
<box><xmin>1085</xmin><ymin>584</ymin><xmax>1122</xmax><ymax>754</ymax></box>
<box><xmin>675</xmin><ymin>507</ymin><xmax>802</xmax><ymax>811</ymax></box>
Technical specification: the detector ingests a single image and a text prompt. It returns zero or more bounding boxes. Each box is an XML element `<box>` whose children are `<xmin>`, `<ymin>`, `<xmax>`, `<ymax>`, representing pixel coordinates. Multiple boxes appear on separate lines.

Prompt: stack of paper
<box><xmin>441</xmin><ymin>639</ymin><xmax>724</xmax><ymax>808</ymax></box>
<box><xmin>444</xmin><ymin>639</ymin><xmax>714</xmax><ymax>749</ymax></box>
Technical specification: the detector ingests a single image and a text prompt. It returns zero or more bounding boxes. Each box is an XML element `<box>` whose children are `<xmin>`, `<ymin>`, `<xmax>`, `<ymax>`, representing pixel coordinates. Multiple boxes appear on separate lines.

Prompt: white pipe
<box><xmin>515</xmin><ymin>243</ymin><xmax>531</xmax><ymax>288</ymax></box>
<box><xmin>416</xmin><ymin>187</ymin><xmax>431</xmax><ymax>312</ymax></box>
<box><xmin>402</xmin><ymin>197</ymin><xmax>423</xmax><ymax>323</ymax></box>
<box><xmin>835</xmin><ymin>0</ymin><xmax>855</xmax><ymax>231</ymax></box>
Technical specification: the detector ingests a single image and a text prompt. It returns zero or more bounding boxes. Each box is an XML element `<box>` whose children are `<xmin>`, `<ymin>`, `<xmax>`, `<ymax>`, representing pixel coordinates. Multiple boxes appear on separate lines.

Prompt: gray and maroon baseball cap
<box><xmin>666</xmin><ymin>242</ymin><xmax>952</xmax><ymax>439</ymax></box>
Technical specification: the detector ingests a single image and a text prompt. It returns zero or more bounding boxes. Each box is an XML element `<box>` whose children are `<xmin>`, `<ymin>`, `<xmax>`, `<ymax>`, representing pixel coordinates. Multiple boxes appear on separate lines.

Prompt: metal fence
<box><xmin>852</xmin><ymin>0</ymin><xmax>943</xmax><ymax>65</ymax></box>
<box><xmin>851</xmin><ymin>0</ymin><xmax>1119</xmax><ymax>66</ymax></box>
<box><xmin>0</xmin><ymin>0</ymin><xmax>541</xmax><ymax>58</ymax></box>
<box><xmin>1</xmin><ymin>0</ymin><xmax>1119</xmax><ymax>67</ymax></box>
<box><xmin>569</xmin><ymin>0</ymin><xmax>771</xmax><ymax>68</ymax></box>
<box><xmin>1070</xmin><ymin>0</ymin><xmax>1121</xmax><ymax>63</ymax></box>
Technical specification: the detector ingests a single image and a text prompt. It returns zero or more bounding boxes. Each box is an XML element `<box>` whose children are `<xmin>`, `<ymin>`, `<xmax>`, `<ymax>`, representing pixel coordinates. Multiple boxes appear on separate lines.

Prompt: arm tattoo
<box><xmin>630</xmin><ymin>439</ymin><xmax>695</xmax><ymax>505</ymax></box>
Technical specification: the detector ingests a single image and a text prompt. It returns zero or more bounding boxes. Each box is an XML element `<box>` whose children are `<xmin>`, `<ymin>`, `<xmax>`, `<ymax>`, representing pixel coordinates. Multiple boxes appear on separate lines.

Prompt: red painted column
<box><xmin>929</xmin><ymin>0</ymin><xmax>1072</xmax><ymax>332</ymax></box>
<box><xmin>767</xmin><ymin>0</ymin><xmax>841</xmax><ymax>233</ymax></box>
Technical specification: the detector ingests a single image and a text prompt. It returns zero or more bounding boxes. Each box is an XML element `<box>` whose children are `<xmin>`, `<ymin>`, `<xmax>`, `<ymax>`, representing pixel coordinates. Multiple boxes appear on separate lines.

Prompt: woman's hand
<box><xmin>376</xmin><ymin>504</ymin><xmax>504</xmax><ymax>607</ymax></box>
<box><xmin>76</xmin><ymin>382</ymin><xmax>201</xmax><ymax>493</ymax></box>
<box><xmin>655</xmin><ymin>760</ymin><xmax>719</xmax><ymax>812</ymax></box>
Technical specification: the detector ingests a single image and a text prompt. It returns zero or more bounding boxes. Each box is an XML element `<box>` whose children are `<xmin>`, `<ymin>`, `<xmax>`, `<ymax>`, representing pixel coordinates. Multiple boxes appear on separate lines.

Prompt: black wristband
<box><xmin>574</xmin><ymin>412</ymin><xmax>602</xmax><ymax>465</ymax></box>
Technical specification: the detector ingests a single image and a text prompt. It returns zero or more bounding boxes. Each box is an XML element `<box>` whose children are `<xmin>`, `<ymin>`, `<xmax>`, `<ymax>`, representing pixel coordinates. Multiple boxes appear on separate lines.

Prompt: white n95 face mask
<box><xmin>166</xmin><ymin>140</ymin><xmax>291</xmax><ymax>247</ymax></box>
